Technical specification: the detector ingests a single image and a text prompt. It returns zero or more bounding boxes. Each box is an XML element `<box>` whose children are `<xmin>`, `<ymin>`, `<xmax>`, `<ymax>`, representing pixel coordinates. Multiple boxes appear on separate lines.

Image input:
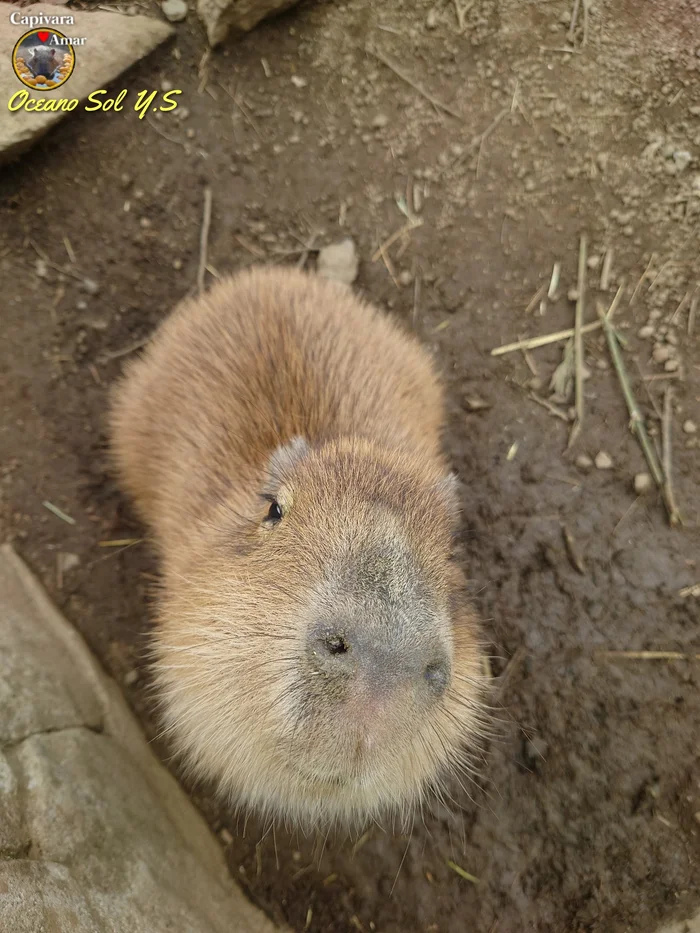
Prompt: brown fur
<box><xmin>110</xmin><ymin>266</ymin><xmax>487</xmax><ymax>829</ymax></box>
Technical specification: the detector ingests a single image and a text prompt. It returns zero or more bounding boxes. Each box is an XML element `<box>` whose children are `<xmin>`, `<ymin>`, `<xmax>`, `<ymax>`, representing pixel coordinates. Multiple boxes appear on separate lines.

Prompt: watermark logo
<box><xmin>12</xmin><ymin>29</ymin><xmax>76</xmax><ymax>91</ymax></box>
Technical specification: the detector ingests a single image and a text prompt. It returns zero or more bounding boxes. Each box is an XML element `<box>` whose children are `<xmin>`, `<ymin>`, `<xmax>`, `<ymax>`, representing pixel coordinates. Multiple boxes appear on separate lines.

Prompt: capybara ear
<box><xmin>267</xmin><ymin>436</ymin><xmax>311</xmax><ymax>482</ymax></box>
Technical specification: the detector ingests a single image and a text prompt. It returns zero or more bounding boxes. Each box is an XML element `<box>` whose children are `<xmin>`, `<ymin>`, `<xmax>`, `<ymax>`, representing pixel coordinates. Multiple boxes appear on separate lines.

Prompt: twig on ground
<box><xmin>568</xmin><ymin>0</ymin><xmax>581</xmax><ymax>42</ymax></box>
<box><xmin>99</xmin><ymin>539</ymin><xmax>143</xmax><ymax>548</ymax></box>
<box><xmin>366</xmin><ymin>47</ymin><xmax>462</xmax><ymax>118</ymax></box>
<box><xmin>522</xmin><ymin>344</ymin><xmax>539</xmax><ymax>376</ymax></box>
<box><xmin>30</xmin><ymin>240</ymin><xmax>83</xmax><ymax>281</ymax></box>
<box><xmin>475</xmin><ymin>108</ymin><xmax>511</xmax><ymax>176</ymax></box>
<box><xmin>582</xmin><ymin>0</ymin><xmax>590</xmax><ymax>46</ymax></box>
<box><xmin>453</xmin><ymin>0</ymin><xmax>476</xmax><ymax>32</ymax></box>
<box><xmin>219</xmin><ymin>83</ymin><xmax>265</xmax><ymax>142</ymax></box>
<box><xmin>596</xmin><ymin>300</ymin><xmax>680</xmax><ymax>526</ymax></box>
<box><xmin>197</xmin><ymin>186</ymin><xmax>213</xmax><ymax>295</ymax></box>
<box><xmin>689</xmin><ymin>289</ymin><xmax>697</xmax><ymax>337</ymax></box>
<box><xmin>670</xmin><ymin>290</ymin><xmax>690</xmax><ymax>324</ymax></box>
<box><xmin>98</xmin><ymin>336</ymin><xmax>150</xmax><ymax>363</ymax></box>
<box><xmin>600</xmin><ymin>247</ymin><xmax>613</xmax><ymax>291</ymax></box>
<box><xmin>296</xmin><ymin>232</ymin><xmax>319</xmax><ymax>270</ymax></box>
<box><xmin>43</xmin><ymin>501</ymin><xmax>76</xmax><ymax>525</ymax></box>
<box><xmin>662</xmin><ymin>386</ymin><xmax>682</xmax><ymax>526</ymax></box>
<box><xmin>604</xmin><ymin>281</ymin><xmax>625</xmax><ymax>323</ymax></box>
<box><xmin>371</xmin><ymin>219</ymin><xmax>422</xmax><ymax>263</ymax></box>
<box><xmin>446</xmin><ymin>859</ymin><xmax>480</xmax><ymax>885</ymax></box>
<box><xmin>491</xmin><ymin>320</ymin><xmax>602</xmax><ymax>356</ymax></box>
<box><xmin>379</xmin><ymin>246</ymin><xmax>399</xmax><ymax>287</ymax></box>
<box><xmin>63</xmin><ymin>236</ymin><xmax>76</xmax><ymax>264</ymax></box>
<box><xmin>562</xmin><ymin>524</ymin><xmax>586</xmax><ymax>574</ymax></box>
<box><xmin>525</xmin><ymin>282</ymin><xmax>548</xmax><ymax>315</ymax></box>
<box><xmin>629</xmin><ymin>253</ymin><xmax>657</xmax><ymax>306</ymax></box>
<box><xmin>529</xmin><ymin>392</ymin><xmax>570</xmax><ymax>422</ymax></box>
<box><xmin>234</xmin><ymin>234</ymin><xmax>266</xmax><ymax>258</ymax></box>
<box><xmin>568</xmin><ymin>234</ymin><xmax>587</xmax><ymax>448</ymax></box>
<box><xmin>146</xmin><ymin>116</ymin><xmax>187</xmax><ymax>148</ymax></box>
<box><xmin>548</xmin><ymin>262</ymin><xmax>561</xmax><ymax>299</ymax></box>
<box><xmin>413</xmin><ymin>268</ymin><xmax>421</xmax><ymax>324</ymax></box>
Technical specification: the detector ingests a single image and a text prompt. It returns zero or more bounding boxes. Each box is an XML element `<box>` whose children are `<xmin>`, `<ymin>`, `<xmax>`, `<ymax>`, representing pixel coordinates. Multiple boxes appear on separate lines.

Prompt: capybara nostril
<box><xmin>323</xmin><ymin>633</ymin><xmax>350</xmax><ymax>656</ymax></box>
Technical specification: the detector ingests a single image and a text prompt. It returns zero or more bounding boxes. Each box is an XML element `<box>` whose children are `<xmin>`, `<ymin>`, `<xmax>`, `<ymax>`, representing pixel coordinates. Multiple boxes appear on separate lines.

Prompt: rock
<box><xmin>57</xmin><ymin>551</ymin><xmax>80</xmax><ymax>576</ymax></box>
<box><xmin>638</xmin><ymin>324</ymin><xmax>655</xmax><ymax>339</ymax></box>
<box><xmin>575</xmin><ymin>453</ymin><xmax>593</xmax><ymax>472</ymax></box>
<box><xmin>162</xmin><ymin>0</ymin><xmax>189</xmax><ymax>21</ymax></box>
<box><xmin>316</xmin><ymin>238</ymin><xmax>359</xmax><ymax>286</ymax></box>
<box><xmin>634</xmin><ymin>472</ymin><xmax>653</xmax><ymax>494</ymax></box>
<box><xmin>683</xmin><ymin>419</ymin><xmax>697</xmax><ymax>434</ymax></box>
<box><xmin>672</xmin><ymin>149</ymin><xmax>692</xmax><ymax>172</ymax></box>
<box><xmin>197</xmin><ymin>0</ymin><xmax>307</xmax><ymax>46</ymax></box>
<box><xmin>372</xmin><ymin>113</ymin><xmax>389</xmax><ymax>129</ymax></box>
<box><xmin>664</xmin><ymin>359</ymin><xmax>680</xmax><ymax>372</ymax></box>
<box><xmin>0</xmin><ymin>5</ymin><xmax>173</xmax><ymax>166</ymax></box>
<box><xmin>0</xmin><ymin>544</ymin><xmax>286</xmax><ymax>933</ymax></box>
<box><xmin>82</xmin><ymin>278</ymin><xmax>100</xmax><ymax>296</ymax></box>
<box><xmin>398</xmin><ymin>269</ymin><xmax>413</xmax><ymax>287</ymax></box>
<box><xmin>652</xmin><ymin>344</ymin><xmax>672</xmax><ymax>364</ymax></box>
<box><xmin>595</xmin><ymin>450</ymin><xmax>613</xmax><ymax>470</ymax></box>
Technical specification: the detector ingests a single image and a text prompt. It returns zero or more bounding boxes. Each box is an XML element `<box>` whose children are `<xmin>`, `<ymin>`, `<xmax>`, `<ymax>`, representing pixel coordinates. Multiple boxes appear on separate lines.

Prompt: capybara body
<box><xmin>110</xmin><ymin>266</ymin><xmax>486</xmax><ymax>829</ymax></box>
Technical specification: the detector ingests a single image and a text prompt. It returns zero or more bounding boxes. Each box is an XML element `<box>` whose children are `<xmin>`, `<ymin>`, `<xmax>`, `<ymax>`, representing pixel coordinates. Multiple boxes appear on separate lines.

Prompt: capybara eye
<box><xmin>266</xmin><ymin>500</ymin><xmax>283</xmax><ymax>523</ymax></box>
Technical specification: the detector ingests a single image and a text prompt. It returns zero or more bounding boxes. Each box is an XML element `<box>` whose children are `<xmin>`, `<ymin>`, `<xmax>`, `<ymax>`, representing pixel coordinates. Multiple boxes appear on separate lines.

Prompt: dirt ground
<box><xmin>2</xmin><ymin>0</ymin><xmax>700</xmax><ymax>930</ymax></box>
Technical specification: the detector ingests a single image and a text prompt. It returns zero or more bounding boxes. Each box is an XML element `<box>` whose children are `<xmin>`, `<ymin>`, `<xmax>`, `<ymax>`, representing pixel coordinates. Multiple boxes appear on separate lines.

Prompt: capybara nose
<box><xmin>309</xmin><ymin>622</ymin><xmax>450</xmax><ymax>699</ymax></box>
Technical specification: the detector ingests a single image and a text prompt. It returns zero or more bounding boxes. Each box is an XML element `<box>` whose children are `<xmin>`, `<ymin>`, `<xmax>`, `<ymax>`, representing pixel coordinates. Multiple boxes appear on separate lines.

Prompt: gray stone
<box><xmin>316</xmin><ymin>238</ymin><xmax>359</xmax><ymax>286</ymax></box>
<box><xmin>198</xmin><ymin>0</ymin><xmax>308</xmax><ymax>46</ymax></box>
<box><xmin>0</xmin><ymin>544</ymin><xmax>285</xmax><ymax>933</ymax></box>
<box><xmin>0</xmin><ymin>5</ymin><xmax>173</xmax><ymax>165</ymax></box>
<box><xmin>0</xmin><ymin>752</ymin><xmax>25</xmax><ymax>856</ymax></box>
<box><xmin>0</xmin><ymin>543</ymin><xmax>103</xmax><ymax>744</ymax></box>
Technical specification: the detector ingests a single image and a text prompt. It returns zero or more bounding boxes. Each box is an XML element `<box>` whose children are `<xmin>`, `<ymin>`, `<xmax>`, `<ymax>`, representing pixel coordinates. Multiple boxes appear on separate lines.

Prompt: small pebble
<box><xmin>634</xmin><ymin>472</ymin><xmax>653</xmax><ymax>494</ymax></box>
<box><xmin>82</xmin><ymin>278</ymin><xmax>100</xmax><ymax>295</ymax></box>
<box><xmin>664</xmin><ymin>359</ymin><xmax>680</xmax><ymax>372</ymax></box>
<box><xmin>372</xmin><ymin>113</ymin><xmax>389</xmax><ymax>129</ymax></box>
<box><xmin>652</xmin><ymin>345</ymin><xmax>671</xmax><ymax>364</ymax></box>
<box><xmin>398</xmin><ymin>269</ymin><xmax>413</xmax><ymax>287</ymax></box>
<box><xmin>123</xmin><ymin>669</ymin><xmax>139</xmax><ymax>686</ymax></box>
<box><xmin>161</xmin><ymin>0</ymin><xmax>188</xmax><ymax>22</ymax></box>
<box><xmin>291</xmin><ymin>75</ymin><xmax>308</xmax><ymax>88</ymax></box>
<box><xmin>426</xmin><ymin>8</ymin><xmax>438</xmax><ymax>28</ymax></box>
<box><xmin>172</xmin><ymin>258</ymin><xmax>183</xmax><ymax>271</ymax></box>
<box><xmin>575</xmin><ymin>453</ymin><xmax>593</xmax><ymax>472</ymax></box>
<box><xmin>683</xmin><ymin>419</ymin><xmax>697</xmax><ymax>434</ymax></box>
<box><xmin>638</xmin><ymin>325</ymin><xmax>655</xmax><ymax>339</ymax></box>
<box><xmin>595</xmin><ymin>450</ymin><xmax>613</xmax><ymax>470</ymax></box>
<box><xmin>316</xmin><ymin>238</ymin><xmax>359</xmax><ymax>286</ymax></box>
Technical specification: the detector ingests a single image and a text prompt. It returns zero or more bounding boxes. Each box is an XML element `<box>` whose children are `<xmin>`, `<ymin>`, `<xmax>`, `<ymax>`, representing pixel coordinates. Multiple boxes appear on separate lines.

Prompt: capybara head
<box><xmin>26</xmin><ymin>46</ymin><xmax>59</xmax><ymax>78</ymax></box>
<box><xmin>153</xmin><ymin>434</ymin><xmax>487</xmax><ymax>830</ymax></box>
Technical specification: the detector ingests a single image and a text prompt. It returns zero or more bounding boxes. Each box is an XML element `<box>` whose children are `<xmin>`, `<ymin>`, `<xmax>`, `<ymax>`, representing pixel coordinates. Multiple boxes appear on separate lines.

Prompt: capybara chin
<box><xmin>109</xmin><ymin>265</ymin><xmax>488</xmax><ymax>830</ymax></box>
